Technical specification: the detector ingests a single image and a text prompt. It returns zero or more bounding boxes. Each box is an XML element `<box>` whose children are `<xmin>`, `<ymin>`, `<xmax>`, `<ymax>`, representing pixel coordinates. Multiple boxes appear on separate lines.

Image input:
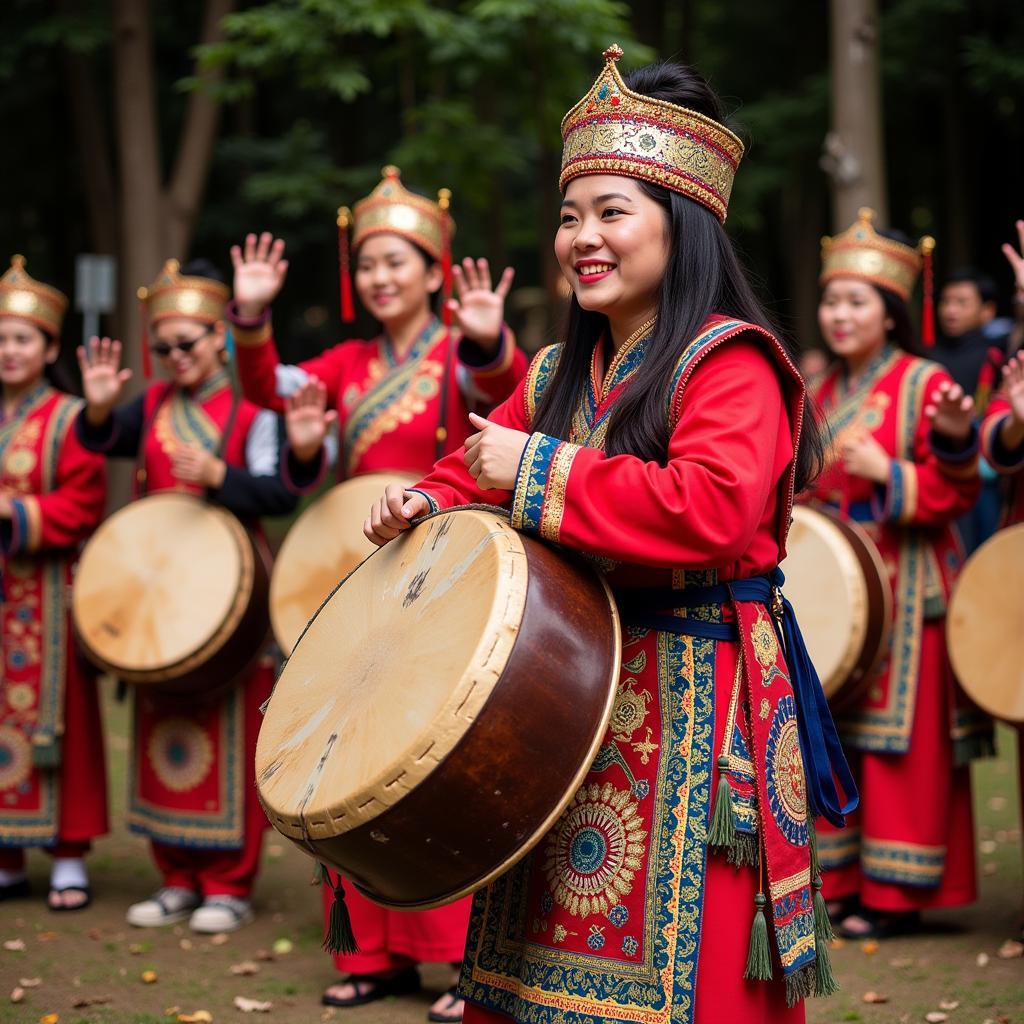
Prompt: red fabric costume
<box><xmin>0</xmin><ymin>383</ymin><xmax>107</xmax><ymax>866</ymax></box>
<box><xmin>231</xmin><ymin>308</ymin><xmax>527</xmax><ymax>973</ymax></box>
<box><xmin>805</xmin><ymin>348</ymin><xmax>982</xmax><ymax>912</ymax></box>
<box><xmin>981</xmin><ymin>395</ymin><xmax>1024</xmax><ymax>527</ymax></box>
<box><xmin>408</xmin><ymin>317</ymin><xmax>825</xmax><ymax>1024</ymax></box>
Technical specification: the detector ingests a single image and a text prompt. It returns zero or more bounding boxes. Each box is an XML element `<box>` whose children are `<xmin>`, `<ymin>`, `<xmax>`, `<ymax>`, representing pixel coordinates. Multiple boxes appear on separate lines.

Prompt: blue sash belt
<box><xmin>616</xmin><ymin>568</ymin><xmax>858</xmax><ymax>828</ymax></box>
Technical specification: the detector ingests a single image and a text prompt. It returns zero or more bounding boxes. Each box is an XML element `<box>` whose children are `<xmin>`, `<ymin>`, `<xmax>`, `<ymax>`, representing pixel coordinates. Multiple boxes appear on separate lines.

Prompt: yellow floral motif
<box><xmin>759</xmin><ymin>697</ymin><xmax>770</xmax><ymax>721</ymax></box>
<box><xmin>609</xmin><ymin>677</ymin><xmax>651</xmax><ymax>743</ymax></box>
<box><xmin>0</xmin><ymin>725</ymin><xmax>33</xmax><ymax>791</ymax></box>
<box><xmin>6</xmin><ymin>683</ymin><xmax>36</xmax><ymax>712</ymax></box>
<box><xmin>751</xmin><ymin>608</ymin><xmax>779</xmax><ymax>671</ymax></box>
<box><xmin>4</xmin><ymin>448</ymin><xmax>37</xmax><ymax>478</ymax></box>
<box><xmin>631</xmin><ymin>726</ymin><xmax>658</xmax><ymax>765</ymax></box>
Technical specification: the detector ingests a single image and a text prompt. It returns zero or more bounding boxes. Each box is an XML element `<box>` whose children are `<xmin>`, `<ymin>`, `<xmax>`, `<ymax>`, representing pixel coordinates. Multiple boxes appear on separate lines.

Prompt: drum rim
<box><xmin>269</xmin><ymin>471</ymin><xmax>418</xmax><ymax>654</ymax></box>
<box><xmin>72</xmin><ymin>492</ymin><xmax>256</xmax><ymax>683</ymax></box>
<box><xmin>946</xmin><ymin>522</ymin><xmax>1024</xmax><ymax>723</ymax></box>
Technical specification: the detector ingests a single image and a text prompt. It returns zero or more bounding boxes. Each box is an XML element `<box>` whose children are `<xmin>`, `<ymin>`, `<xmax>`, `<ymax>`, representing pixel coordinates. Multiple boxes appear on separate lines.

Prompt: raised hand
<box><xmin>841</xmin><ymin>433</ymin><xmax>892</xmax><ymax>484</ymax></box>
<box><xmin>447</xmin><ymin>258</ymin><xmax>515</xmax><ymax>351</ymax></box>
<box><xmin>1002</xmin><ymin>354</ymin><xmax>1024</xmax><ymax>430</ymax></box>
<box><xmin>77</xmin><ymin>336</ymin><xmax>132</xmax><ymax>421</ymax></box>
<box><xmin>925</xmin><ymin>379</ymin><xmax>975</xmax><ymax>443</ymax></box>
<box><xmin>364</xmin><ymin>484</ymin><xmax>431</xmax><ymax>546</ymax></box>
<box><xmin>230</xmin><ymin>232</ymin><xmax>289</xmax><ymax>318</ymax></box>
<box><xmin>1001</xmin><ymin>219</ymin><xmax>1024</xmax><ymax>296</ymax></box>
<box><xmin>284</xmin><ymin>376</ymin><xmax>337</xmax><ymax>462</ymax></box>
<box><xmin>171</xmin><ymin>445</ymin><xmax>226</xmax><ymax>489</ymax></box>
<box><xmin>463</xmin><ymin>412</ymin><xmax>529</xmax><ymax>490</ymax></box>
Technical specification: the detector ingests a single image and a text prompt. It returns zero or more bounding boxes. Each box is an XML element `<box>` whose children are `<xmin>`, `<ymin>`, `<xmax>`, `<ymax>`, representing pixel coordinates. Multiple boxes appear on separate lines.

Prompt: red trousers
<box><xmin>820</xmin><ymin>622</ymin><xmax>977</xmax><ymax>912</ymax></box>
<box><xmin>0</xmin><ymin>840</ymin><xmax>90</xmax><ymax>871</ymax></box>
<box><xmin>323</xmin><ymin>877</ymin><xmax>471</xmax><ymax>975</ymax></box>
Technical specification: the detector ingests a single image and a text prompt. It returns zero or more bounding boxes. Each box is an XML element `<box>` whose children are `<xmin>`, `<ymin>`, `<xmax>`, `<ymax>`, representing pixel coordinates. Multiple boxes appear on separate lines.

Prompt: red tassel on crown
<box><xmin>137</xmin><ymin>288</ymin><xmax>152</xmax><ymax>379</ymax></box>
<box><xmin>337</xmin><ymin>207</ymin><xmax>355</xmax><ymax>324</ymax></box>
<box><xmin>438</xmin><ymin>188</ymin><xmax>453</xmax><ymax>330</ymax></box>
<box><xmin>920</xmin><ymin>236</ymin><xmax>936</xmax><ymax>347</ymax></box>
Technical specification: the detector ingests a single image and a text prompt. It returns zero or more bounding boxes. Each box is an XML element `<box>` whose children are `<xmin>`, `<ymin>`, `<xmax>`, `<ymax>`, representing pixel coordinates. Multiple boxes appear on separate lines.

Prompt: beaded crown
<box><xmin>137</xmin><ymin>259</ymin><xmax>229</xmax><ymax>325</ymax></box>
<box><xmin>0</xmin><ymin>255</ymin><xmax>68</xmax><ymax>337</ymax></box>
<box><xmin>559</xmin><ymin>44</ymin><xmax>745</xmax><ymax>223</ymax></box>
<box><xmin>820</xmin><ymin>208</ymin><xmax>934</xmax><ymax>302</ymax></box>
<box><xmin>346</xmin><ymin>165</ymin><xmax>455</xmax><ymax>263</ymax></box>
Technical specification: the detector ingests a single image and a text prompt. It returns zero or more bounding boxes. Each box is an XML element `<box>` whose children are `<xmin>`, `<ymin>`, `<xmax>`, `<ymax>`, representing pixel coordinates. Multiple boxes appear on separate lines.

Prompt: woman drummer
<box><xmin>0</xmin><ymin>256</ymin><xmax>107</xmax><ymax>911</ymax></box>
<box><xmin>807</xmin><ymin>210</ymin><xmax>985</xmax><ymax>939</ymax></box>
<box><xmin>226</xmin><ymin>168</ymin><xmax>526</xmax><ymax>1020</ymax></box>
<box><xmin>363</xmin><ymin>47</ymin><xmax>855</xmax><ymax>1024</ymax></box>
<box><xmin>74</xmin><ymin>259</ymin><xmax>297</xmax><ymax>933</ymax></box>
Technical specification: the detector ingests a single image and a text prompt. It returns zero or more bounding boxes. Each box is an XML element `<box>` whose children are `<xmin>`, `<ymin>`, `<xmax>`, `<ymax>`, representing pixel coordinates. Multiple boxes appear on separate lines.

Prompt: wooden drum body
<box><xmin>269</xmin><ymin>472</ymin><xmax>417</xmax><ymax>655</ymax></box>
<box><xmin>781</xmin><ymin>505</ymin><xmax>892</xmax><ymax>707</ymax></box>
<box><xmin>947</xmin><ymin>523</ymin><xmax>1024</xmax><ymax>723</ymax></box>
<box><xmin>256</xmin><ymin>508</ymin><xmax>621</xmax><ymax>910</ymax></box>
<box><xmin>73</xmin><ymin>492</ymin><xmax>269</xmax><ymax>696</ymax></box>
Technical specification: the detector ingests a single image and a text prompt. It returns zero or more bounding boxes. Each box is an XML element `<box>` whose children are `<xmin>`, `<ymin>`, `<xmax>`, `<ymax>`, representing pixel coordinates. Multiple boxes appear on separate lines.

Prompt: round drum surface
<box><xmin>947</xmin><ymin>523</ymin><xmax>1024</xmax><ymax>723</ymax></box>
<box><xmin>73</xmin><ymin>492</ymin><xmax>243</xmax><ymax>674</ymax></box>
<box><xmin>269</xmin><ymin>472</ymin><xmax>416</xmax><ymax>654</ymax></box>
<box><xmin>780</xmin><ymin>506</ymin><xmax>868</xmax><ymax>696</ymax></box>
<box><xmin>257</xmin><ymin>509</ymin><xmax>529</xmax><ymax>842</ymax></box>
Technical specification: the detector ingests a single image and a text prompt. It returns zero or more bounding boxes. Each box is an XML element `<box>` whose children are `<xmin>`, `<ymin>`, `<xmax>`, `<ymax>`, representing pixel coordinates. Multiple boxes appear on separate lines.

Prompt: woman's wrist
<box><xmin>205</xmin><ymin>458</ymin><xmax>227</xmax><ymax>489</ymax></box>
<box><xmin>290</xmin><ymin>440</ymin><xmax>323</xmax><ymax>464</ymax></box>
<box><xmin>84</xmin><ymin>402</ymin><xmax>113</xmax><ymax>427</ymax></box>
<box><xmin>1001</xmin><ymin>415</ymin><xmax>1024</xmax><ymax>451</ymax></box>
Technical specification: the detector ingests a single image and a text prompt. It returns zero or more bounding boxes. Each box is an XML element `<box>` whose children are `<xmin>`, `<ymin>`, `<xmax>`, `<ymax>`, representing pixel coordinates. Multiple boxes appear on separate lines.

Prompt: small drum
<box><xmin>73</xmin><ymin>492</ymin><xmax>269</xmax><ymax>695</ymax></box>
<box><xmin>256</xmin><ymin>507</ymin><xmax>621</xmax><ymax>909</ymax></box>
<box><xmin>780</xmin><ymin>505</ymin><xmax>892</xmax><ymax>707</ymax></box>
<box><xmin>947</xmin><ymin>523</ymin><xmax>1024</xmax><ymax>723</ymax></box>
<box><xmin>269</xmin><ymin>472</ymin><xmax>416</xmax><ymax>655</ymax></box>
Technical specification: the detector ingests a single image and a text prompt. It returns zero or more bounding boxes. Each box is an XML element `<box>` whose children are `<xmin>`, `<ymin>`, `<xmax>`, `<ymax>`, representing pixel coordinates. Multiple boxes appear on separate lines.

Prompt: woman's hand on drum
<box><xmin>284</xmin><ymin>376</ymin><xmax>337</xmax><ymax>462</ymax></box>
<box><xmin>447</xmin><ymin>258</ymin><xmax>515</xmax><ymax>353</ymax></box>
<box><xmin>999</xmin><ymin>354</ymin><xmax>1024</xmax><ymax>450</ymax></box>
<box><xmin>77</xmin><ymin>336</ymin><xmax>132</xmax><ymax>424</ymax></box>
<box><xmin>464</xmin><ymin>412</ymin><xmax>529</xmax><ymax>490</ymax></box>
<box><xmin>230</xmin><ymin>232</ymin><xmax>289</xmax><ymax>319</ymax></box>
<box><xmin>172</xmin><ymin>445</ymin><xmax>226</xmax><ymax>489</ymax></box>
<box><xmin>925</xmin><ymin>379</ymin><xmax>975</xmax><ymax>443</ymax></box>
<box><xmin>841</xmin><ymin>433</ymin><xmax>892</xmax><ymax>484</ymax></box>
<box><xmin>364</xmin><ymin>485</ymin><xmax>431</xmax><ymax>547</ymax></box>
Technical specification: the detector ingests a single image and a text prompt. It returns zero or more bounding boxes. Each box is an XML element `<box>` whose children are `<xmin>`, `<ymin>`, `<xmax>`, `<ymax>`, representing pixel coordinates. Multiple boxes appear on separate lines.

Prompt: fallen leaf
<box><xmin>997</xmin><ymin>939</ymin><xmax>1023</xmax><ymax>959</ymax></box>
<box><xmin>10</xmin><ymin>989</ymin><xmax>24</xmax><ymax>1004</ymax></box>
<box><xmin>979</xmin><ymin>839</ymin><xmax>998</xmax><ymax>854</ymax></box>
<box><xmin>3</xmin><ymin>939</ymin><xmax>26</xmax><ymax>952</ymax></box>
<box><xmin>39</xmin><ymin>1015</ymin><xmax>59</xmax><ymax>1024</ymax></box>
<box><xmin>20</xmin><ymin>978</ymin><xmax>41</xmax><ymax>988</ymax></box>
<box><xmin>87</xmin><ymin>928</ymin><xmax>102</xmax><ymax>940</ymax></box>
<box><xmin>164</xmin><ymin>1008</ymin><xmax>181</xmax><ymax>1016</ymax></box>
<box><xmin>862</xmin><ymin>991</ymin><xmax>889</xmax><ymax>1003</ymax></box>
<box><xmin>129</xmin><ymin>943</ymin><xmax>146</xmax><ymax>955</ymax></box>
<box><xmin>234</xmin><ymin>996</ymin><xmax>272</xmax><ymax>1013</ymax></box>
<box><xmin>177</xmin><ymin>1012</ymin><xmax>213</xmax><ymax>1023</ymax></box>
<box><xmin>925</xmin><ymin>1014</ymin><xmax>948</xmax><ymax>1023</ymax></box>
<box><xmin>271</xmin><ymin>937</ymin><xmax>293</xmax><ymax>955</ymax></box>
<box><xmin>987</xmin><ymin>795</ymin><xmax>1007</xmax><ymax>812</ymax></box>
<box><xmin>861</xmin><ymin>939</ymin><xmax>879</xmax><ymax>955</ymax></box>
<box><xmin>976</xmin><ymin>951</ymin><xmax>990</xmax><ymax>967</ymax></box>
<box><xmin>888</xmin><ymin>956</ymin><xmax>914</xmax><ymax>968</ymax></box>
<box><xmin>983</xmin><ymin>862</ymin><xmax>998</xmax><ymax>876</ymax></box>
<box><xmin>229</xmin><ymin>961</ymin><xmax>259</xmax><ymax>976</ymax></box>
<box><xmin>71</xmin><ymin>996</ymin><xmax>112</xmax><ymax>1009</ymax></box>
<box><xmin>254</xmin><ymin>949</ymin><xmax>275</xmax><ymax>962</ymax></box>
<box><xmin>209</xmin><ymin>933</ymin><xmax>230</xmax><ymax>946</ymax></box>
<box><xmin>36</xmin><ymin>932</ymin><xmax>58</xmax><ymax>943</ymax></box>
<box><xmin>180</xmin><ymin>939</ymin><xmax>193</xmax><ymax>951</ymax></box>
<box><xmin>321</xmin><ymin>1010</ymin><xmax>336</xmax><ymax>1022</ymax></box>
<box><xmin>141</xmin><ymin>970</ymin><xmax>158</xmax><ymax>984</ymax></box>
<box><xmin>938</xmin><ymin>1001</ymin><xmax>959</xmax><ymax>1011</ymax></box>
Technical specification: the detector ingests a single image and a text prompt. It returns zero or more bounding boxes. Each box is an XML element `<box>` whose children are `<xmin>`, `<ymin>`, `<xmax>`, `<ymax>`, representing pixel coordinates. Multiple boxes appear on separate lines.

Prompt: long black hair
<box><xmin>872</xmin><ymin>229</ymin><xmax>918</xmax><ymax>355</ymax></box>
<box><xmin>532</xmin><ymin>61</ymin><xmax>824</xmax><ymax>493</ymax></box>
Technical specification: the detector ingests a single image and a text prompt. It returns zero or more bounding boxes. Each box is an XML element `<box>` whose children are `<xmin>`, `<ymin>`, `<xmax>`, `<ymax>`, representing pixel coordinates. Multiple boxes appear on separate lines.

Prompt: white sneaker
<box><xmin>189</xmin><ymin>895</ymin><xmax>254</xmax><ymax>933</ymax></box>
<box><xmin>127</xmin><ymin>886</ymin><xmax>200</xmax><ymax>927</ymax></box>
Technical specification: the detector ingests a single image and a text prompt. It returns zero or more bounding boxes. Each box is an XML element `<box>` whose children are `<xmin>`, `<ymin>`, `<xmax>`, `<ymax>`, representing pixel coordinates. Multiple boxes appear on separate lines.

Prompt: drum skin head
<box><xmin>269</xmin><ymin>472</ymin><xmax>416</xmax><ymax>654</ymax></box>
<box><xmin>257</xmin><ymin>509</ymin><xmax>530</xmax><ymax>842</ymax></box>
<box><xmin>947</xmin><ymin>523</ymin><xmax>1024</xmax><ymax>723</ymax></box>
<box><xmin>73</xmin><ymin>492</ymin><xmax>244</xmax><ymax>675</ymax></box>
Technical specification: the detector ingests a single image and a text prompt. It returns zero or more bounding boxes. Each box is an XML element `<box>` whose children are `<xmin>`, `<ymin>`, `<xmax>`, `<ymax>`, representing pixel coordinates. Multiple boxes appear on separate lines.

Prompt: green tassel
<box><xmin>310</xmin><ymin>860</ymin><xmax>328</xmax><ymax>886</ymax></box>
<box><xmin>708</xmin><ymin>755</ymin><xmax>736</xmax><ymax>851</ymax></box>
<box><xmin>811</xmin><ymin>876</ymin><xmax>839</xmax><ymax>995</ymax></box>
<box><xmin>726</xmin><ymin>832</ymin><xmax>759</xmax><ymax>868</ymax></box>
<box><xmin>812</xmin><ymin>877</ymin><xmax>834</xmax><ymax>943</ymax></box>
<box><xmin>323</xmin><ymin>876</ymin><xmax>359</xmax><ymax>955</ymax></box>
<box><xmin>743</xmin><ymin>892</ymin><xmax>773</xmax><ymax>982</ymax></box>
<box><xmin>785</xmin><ymin>963</ymin><xmax>815</xmax><ymax>1007</ymax></box>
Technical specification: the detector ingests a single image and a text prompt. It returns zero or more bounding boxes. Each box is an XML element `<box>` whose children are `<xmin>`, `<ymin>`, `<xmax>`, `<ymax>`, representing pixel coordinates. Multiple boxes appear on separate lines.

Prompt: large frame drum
<box><xmin>269</xmin><ymin>472</ymin><xmax>416</xmax><ymax>654</ymax></box>
<box><xmin>73</xmin><ymin>492</ymin><xmax>269</xmax><ymax>696</ymax></box>
<box><xmin>781</xmin><ymin>505</ymin><xmax>892</xmax><ymax>707</ymax></box>
<box><xmin>256</xmin><ymin>507</ymin><xmax>621</xmax><ymax>909</ymax></box>
<box><xmin>947</xmin><ymin>522</ymin><xmax>1024</xmax><ymax>723</ymax></box>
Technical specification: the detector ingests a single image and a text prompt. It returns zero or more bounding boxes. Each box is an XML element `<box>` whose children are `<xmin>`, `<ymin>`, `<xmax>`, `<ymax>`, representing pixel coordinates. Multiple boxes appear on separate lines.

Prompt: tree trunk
<box><xmin>825</xmin><ymin>0</ymin><xmax>887</xmax><ymax>229</ymax></box>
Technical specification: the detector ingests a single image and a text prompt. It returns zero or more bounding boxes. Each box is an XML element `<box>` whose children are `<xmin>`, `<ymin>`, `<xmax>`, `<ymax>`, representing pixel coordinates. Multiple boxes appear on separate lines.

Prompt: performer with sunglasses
<box><xmin>74</xmin><ymin>258</ymin><xmax>297</xmax><ymax>934</ymax></box>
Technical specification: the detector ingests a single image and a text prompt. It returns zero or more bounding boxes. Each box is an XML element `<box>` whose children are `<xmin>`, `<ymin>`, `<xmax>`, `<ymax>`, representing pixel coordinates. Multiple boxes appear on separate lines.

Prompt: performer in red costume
<box><xmin>0</xmin><ymin>256</ymin><xmax>107</xmax><ymax>911</ymax></box>
<box><xmin>227</xmin><ymin>169</ymin><xmax>526</xmax><ymax>1023</ymax></box>
<box><xmin>74</xmin><ymin>259</ymin><xmax>297</xmax><ymax>933</ymax></box>
<box><xmin>364</xmin><ymin>47</ymin><xmax>856</xmax><ymax>1024</ymax></box>
<box><xmin>806</xmin><ymin>210</ymin><xmax>984</xmax><ymax>940</ymax></box>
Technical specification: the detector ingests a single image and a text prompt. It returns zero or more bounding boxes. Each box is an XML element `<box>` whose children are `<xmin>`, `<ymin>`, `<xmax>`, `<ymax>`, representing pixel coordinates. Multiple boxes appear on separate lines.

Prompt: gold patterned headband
<box><xmin>137</xmin><ymin>259</ymin><xmax>229</xmax><ymax>326</ymax></box>
<box><xmin>0</xmin><ymin>255</ymin><xmax>68</xmax><ymax>337</ymax></box>
<box><xmin>559</xmin><ymin>45</ymin><xmax>745</xmax><ymax>223</ymax></box>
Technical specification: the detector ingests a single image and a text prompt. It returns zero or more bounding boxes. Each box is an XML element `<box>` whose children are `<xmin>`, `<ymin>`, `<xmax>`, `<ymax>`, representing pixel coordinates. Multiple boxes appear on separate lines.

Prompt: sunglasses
<box><xmin>150</xmin><ymin>325</ymin><xmax>214</xmax><ymax>358</ymax></box>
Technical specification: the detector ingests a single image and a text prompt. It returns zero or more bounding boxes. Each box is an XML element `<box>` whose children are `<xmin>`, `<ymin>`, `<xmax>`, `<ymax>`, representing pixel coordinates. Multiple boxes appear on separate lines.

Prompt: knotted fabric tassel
<box><xmin>323</xmin><ymin>872</ymin><xmax>358</xmax><ymax>955</ymax></box>
<box><xmin>137</xmin><ymin>288</ymin><xmax>152</xmax><ymax>379</ymax></box>
<box><xmin>337</xmin><ymin>206</ymin><xmax>355</xmax><ymax>324</ymax></box>
<box><xmin>920</xmin><ymin>236</ymin><xmax>936</xmax><ymax>347</ymax></box>
<box><xmin>743</xmin><ymin>892</ymin><xmax>773</xmax><ymax>982</ymax></box>
<box><xmin>808</xmin><ymin>822</ymin><xmax>839</xmax><ymax>996</ymax></box>
<box><xmin>707</xmin><ymin>754</ymin><xmax>737</xmax><ymax>851</ymax></box>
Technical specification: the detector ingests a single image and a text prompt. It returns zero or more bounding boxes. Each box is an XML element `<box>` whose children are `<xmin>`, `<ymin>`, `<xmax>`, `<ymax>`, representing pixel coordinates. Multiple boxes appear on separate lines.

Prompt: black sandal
<box><xmin>321</xmin><ymin>966</ymin><xmax>421</xmax><ymax>1007</ymax></box>
<box><xmin>0</xmin><ymin>878</ymin><xmax>30</xmax><ymax>901</ymax></box>
<box><xmin>836</xmin><ymin>908</ymin><xmax>920</xmax><ymax>940</ymax></box>
<box><xmin>48</xmin><ymin>885</ymin><xmax>92</xmax><ymax>912</ymax></box>
<box><xmin>427</xmin><ymin>985</ymin><xmax>464</xmax><ymax>1023</ymax></box>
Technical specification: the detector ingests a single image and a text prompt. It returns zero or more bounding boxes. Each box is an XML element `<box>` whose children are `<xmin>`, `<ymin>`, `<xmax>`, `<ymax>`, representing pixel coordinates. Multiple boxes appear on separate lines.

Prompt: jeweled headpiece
<box><xmin>559</xmin><ymin>44</ymin><xmax>745</xmax><ymax>223</ymax></box>
<box><xmin>0</xmin><ymin>255</ymin><xmax>68</xmax><ymax>337</ymax></box>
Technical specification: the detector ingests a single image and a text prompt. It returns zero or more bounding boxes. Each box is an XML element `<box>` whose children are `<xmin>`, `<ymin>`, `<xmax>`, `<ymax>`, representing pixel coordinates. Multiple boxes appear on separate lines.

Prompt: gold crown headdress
<box><xmin>820</xmin><ymin>208</ymin><xmax>936</xmax><ymax>344</ymax></box>
<box><xmin>559</xmin><ymin>45</ymin><xmax>745</xmax><ymax>223</ymax></box>
<box><xmin>0</xmin><ymin>255</ymin><xmax>68</xmax><ymax>337</ymax></box>
<box><xmin>335</xmin><ymin>166</ymin><xmax>455</xmax><ymax>323</ymax></box>
<box><xmin>137</xmin><ymin>259</ymin><xmax>230</xmax><ymax>376</ymax></box>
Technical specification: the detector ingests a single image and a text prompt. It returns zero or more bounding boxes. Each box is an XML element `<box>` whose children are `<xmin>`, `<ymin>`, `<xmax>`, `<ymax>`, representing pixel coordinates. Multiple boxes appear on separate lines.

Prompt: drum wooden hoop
<box><xmin>268</xmin><ymin>471</ymin><xmax>418</xmax><ymax>654</ymax></box>
<box><xmin>947</xmin><ymin>522</ymin><xmax>1024</xmax><ymax>723</ymax></box>
<box><xmin>73</xmin><ymin>493</ymin><xmax>266</xmax><ymax>692</ymax></box>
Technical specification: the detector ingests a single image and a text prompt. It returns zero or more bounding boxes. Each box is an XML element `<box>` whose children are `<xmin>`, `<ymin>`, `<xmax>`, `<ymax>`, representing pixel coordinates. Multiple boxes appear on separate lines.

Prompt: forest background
<box><xmin>1</xmin><ymin>0</ymin><xmax>1023</xmax><ymax>382</ymax></box>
